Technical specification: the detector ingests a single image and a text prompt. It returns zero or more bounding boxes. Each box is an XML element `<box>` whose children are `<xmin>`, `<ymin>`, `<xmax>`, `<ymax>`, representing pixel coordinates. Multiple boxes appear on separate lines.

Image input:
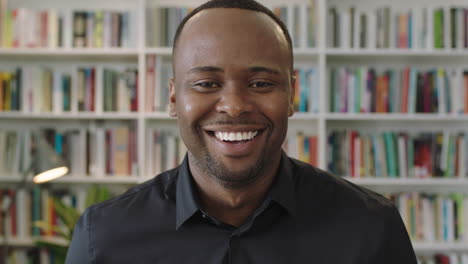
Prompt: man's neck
<box><xmin>188</xmin><ymin>155</ymin><xmax>281</xmax><ymax>227</ymax></box>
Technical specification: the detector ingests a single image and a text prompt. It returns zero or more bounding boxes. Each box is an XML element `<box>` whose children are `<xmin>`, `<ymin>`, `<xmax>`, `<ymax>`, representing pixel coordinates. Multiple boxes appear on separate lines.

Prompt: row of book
<box><xmin>0</xmin><ymin>124</ymin><xmax>138</xmax><ymax>178</ymax></box>
<box><xmin>72</xmin><ymin>10</ymin><xmax>134</xmax><ymax>48</ymax></box>
<box><xmin>0</xmin><ymin>187</ymin><xmax>87</xmax><ymax>264</ymax></box>
<box><xmin>145</xmin><ymin>2</ymin><xmax>318</xmax><ymax>48</ymax></box>
<box><xmin>387</xmin><ymin>192</ymin><xmax>468</xmax><ymax>243</ymax></box>
<box><xmin>3</xmin><ymin>248</ymin><xmax>59</xmax><ymax>264</ymax></box>
<box><xmin>418</xmin><ymin>253</ymin><xmax>468</xmax><ymax>264</ymax></box>
<box><xmin>0</xmin><ymin>0</ymin><xmax>135</xmax><ymax>48</ymax></box>
<box><xmin>0</xmin><ymin>187</ymin><xmax>85</xmax><ymax>239</ymax></box>
<box><xmin>328</xmin><ymin>130</ymin><xmax>468</xmax><ymax>179</ymax></box>
<box><xmin>145</xmin><ymin>129</ymin><xmax>187</xmax><ymax>176</ymax></box>
<box><xmin>292</xmin><ymin>68</ymin><xmax>319</xmax><ymax>113</ymax></box>
<box><xmin>0</xmin><ymin>66</ymin><xmax>138</xmax><ymax>113</ymax></box>
<box><xmin>328</xmin><ymin>5</ymin><xmax>468</xmax><ymax>50</ymax></box>
<box><xmin>146</xmin><ymin>7</ymin><xmax>191</xmax><ymax>47</ymax></box>
<box><xmin>282</xmin><ymin>132</ymin><xmax>318</xmax><ymax>166</ymax></box>
<box><xmin>329</xmin><ymin>67</ymin><xmax>468</xmax><ymax>114</ymax></box>
<box><xmin>272</xmin><ymin>1</ymin><xmax>318</xmax><ymax>48</ymax></box>
<box><xmin>145</xmin><ymin>55</ymin><xmax>171</xmax><ymax>112</ymax></box>
<box><xmin>0</xmin><ymin>69</ymin><xmax>20</xmax><ymax>111</ymax></box>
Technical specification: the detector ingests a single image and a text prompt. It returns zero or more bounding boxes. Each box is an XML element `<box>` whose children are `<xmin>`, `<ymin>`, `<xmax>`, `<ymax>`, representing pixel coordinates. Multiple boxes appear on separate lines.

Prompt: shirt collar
<box><xmin>268</xmin><ymin>151</ymin><xmax>297</xmax><ymax>217</ymax></box>
<box><xmin>175</xmin><ymin>154</ymin><xmax>199</xmax><ymax>230</ymax></box>
<box><xmin>175</xmin><ymin>151</ymin><xmax>297</xmax><ymax>230</ymax></box>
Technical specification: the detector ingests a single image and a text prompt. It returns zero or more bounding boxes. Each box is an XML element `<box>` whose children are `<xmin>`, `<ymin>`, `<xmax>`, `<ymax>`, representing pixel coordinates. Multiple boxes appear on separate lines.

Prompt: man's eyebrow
<box><xmin>248</xmin><ymin>66</ymin><xmax>280</xmax><ymax>75</ymax></box>
<box><xmin>188</xmin><ymin>66</ymin><xmax>224</xmax><ymax>74</ymax></box>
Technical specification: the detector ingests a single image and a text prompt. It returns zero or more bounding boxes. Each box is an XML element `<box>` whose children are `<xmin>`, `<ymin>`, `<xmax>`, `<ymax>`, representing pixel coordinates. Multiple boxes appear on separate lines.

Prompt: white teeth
<box><xmin>214</xmin><ymin>131</ymin><xmax>259</xmax><ymax>142</ymax></box>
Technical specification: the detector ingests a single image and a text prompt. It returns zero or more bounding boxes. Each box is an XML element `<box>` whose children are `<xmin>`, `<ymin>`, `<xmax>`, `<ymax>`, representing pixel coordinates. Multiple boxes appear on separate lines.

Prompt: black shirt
<box><xmin>65</xmin><ymin>153</ymin><xmax>417</xmax><ymax>264</ymax></box>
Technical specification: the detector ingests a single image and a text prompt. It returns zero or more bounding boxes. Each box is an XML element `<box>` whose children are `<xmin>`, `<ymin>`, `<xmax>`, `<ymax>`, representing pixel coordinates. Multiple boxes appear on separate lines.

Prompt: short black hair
<box><xmin>172</xmin><ymin>0</ymin><xmax>293</xmax><ymax>71</ymax></box>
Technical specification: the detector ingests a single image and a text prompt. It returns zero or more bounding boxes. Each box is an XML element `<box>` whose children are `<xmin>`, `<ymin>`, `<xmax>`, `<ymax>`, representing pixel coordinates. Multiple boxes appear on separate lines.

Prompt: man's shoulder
<box><xmin>290</xmin><ymin>157</ymin><xmax>395</xmax><ymax>213</ymax></box>
<box><xmin>87</xmin><ymin>167</ymin><xmax>179</xmax><ymax>217</ymax></box>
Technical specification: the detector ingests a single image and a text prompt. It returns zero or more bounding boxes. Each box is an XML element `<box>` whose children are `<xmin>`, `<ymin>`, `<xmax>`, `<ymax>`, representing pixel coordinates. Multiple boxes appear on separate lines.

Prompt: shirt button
<box><xmin>202</xmin><ymin>214</ymin><xmax>207</xmax><ymax>218</ymax></box>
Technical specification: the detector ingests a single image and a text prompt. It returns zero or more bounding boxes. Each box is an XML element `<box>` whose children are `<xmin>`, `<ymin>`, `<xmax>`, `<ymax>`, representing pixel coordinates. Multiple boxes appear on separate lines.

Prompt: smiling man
<box><xmin>65</xmin><ymin>0</ymin><xmax>417</xmax><ymax>263</ymax></box>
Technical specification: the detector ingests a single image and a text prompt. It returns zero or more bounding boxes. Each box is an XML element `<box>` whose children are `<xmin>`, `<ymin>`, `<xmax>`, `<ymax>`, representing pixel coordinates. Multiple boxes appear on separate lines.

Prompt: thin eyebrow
<box><xmin>188</xmin><ymin>66</ymin><xmax>224</xmax><ymax>74</ymax></box>
<box><xmin>248</xmin><ymin>66</ymin><xmax>280</xmax><ymax>75</ymax></box>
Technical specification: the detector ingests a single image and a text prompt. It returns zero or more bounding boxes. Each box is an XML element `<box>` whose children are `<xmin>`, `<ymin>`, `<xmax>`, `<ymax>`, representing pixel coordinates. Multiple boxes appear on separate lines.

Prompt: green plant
<box><xmin>34</xmin><ymin>184</ymin><xmax>112</xmax><ymax>263</ymax></box>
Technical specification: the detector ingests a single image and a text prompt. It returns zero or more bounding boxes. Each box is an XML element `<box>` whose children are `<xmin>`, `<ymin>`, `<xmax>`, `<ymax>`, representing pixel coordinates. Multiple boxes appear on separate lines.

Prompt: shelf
<box><xmin>145</xmin><ymin>47</ymin><xmax>172</xmax><ymax>56</ymax></box>
<box><xmin>54</xmin><ymin>176</ymin><xmax>140</xmax><ymax>184</ymax></box>
<box><xmin>344</xmin><ymin>178</ymin><xmax>468</xmax><ymax>193</ymax></box>
<box><xmin>290</xmin><ymin>112</ymin><xmax>321</xmax><ymax>121</ymax></box>
<box><xmin>325</xmin><ymin>113</ymin><xmax>468</xmax><ymax>121</ymax></box>
<box><xmin>0</xmin><ymin>112</ymin><xmax>140</xmax><ymax>120</ymax></box>
<box><xmin>0</xmin><ymin>48</ymin><xmax>139</xmax><ymax>58</ymax></box>
<box><xmin>0</xmin><ymin>176</ymin><xmax>140</xmax><ymax>185</ymax></box>
<box><xmin>326</xmin><ymin>48</ymin><xmax>468</xmax><ymax>57</ymax></box>
<box><xmin>345</xmin><ymin>178</ymin><xmax>468</xmax><ymax>187</ymax></box>
<box><xmin>144</xmin><ymin>112</ymin><xmax>176</xmax><ymax>120</ymax></box>
<box><xmin>293</xmin><ymin>48</ymin><xmax>320</xmax><ymax>57</ymax></box>
<box><xmin>413</xmin><ymin>242</ymin><xmax>468</xmax><ymax>252</ymax></box>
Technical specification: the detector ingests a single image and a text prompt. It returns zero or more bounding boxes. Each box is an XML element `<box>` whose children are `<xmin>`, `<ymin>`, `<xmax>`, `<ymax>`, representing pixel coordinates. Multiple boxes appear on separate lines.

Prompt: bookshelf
<box><xmin>1</xmin><ymin>0</ymin><xmax>468</xmax><ymax>262</ymax></box>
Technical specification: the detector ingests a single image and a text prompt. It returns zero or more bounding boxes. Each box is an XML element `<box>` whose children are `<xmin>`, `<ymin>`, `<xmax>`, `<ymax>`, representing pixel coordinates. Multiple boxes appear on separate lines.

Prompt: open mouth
<box><xmin>206</xmin><ymin>130</ymin><xmax>264</xmax><ymax>144</ymax></box>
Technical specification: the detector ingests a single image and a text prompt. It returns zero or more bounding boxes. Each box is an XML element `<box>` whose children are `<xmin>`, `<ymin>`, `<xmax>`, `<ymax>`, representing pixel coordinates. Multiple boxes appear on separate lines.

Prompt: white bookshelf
<box><xmin>1</xmin><ymin>0</ymin><xmax>468</xmax><ymax>259</ymax></box>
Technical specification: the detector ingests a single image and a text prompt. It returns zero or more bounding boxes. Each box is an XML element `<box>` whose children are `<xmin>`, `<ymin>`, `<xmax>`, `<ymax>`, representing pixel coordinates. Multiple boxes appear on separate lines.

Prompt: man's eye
<box><xmin>195</xmin><ymin>81</ymin><xmax>219</xmax><ymax>88</ymax></box>
<box><xmin>250</xmin><ymin>81</ymin><xmax>272</xmax><ymax>88</ymax></box>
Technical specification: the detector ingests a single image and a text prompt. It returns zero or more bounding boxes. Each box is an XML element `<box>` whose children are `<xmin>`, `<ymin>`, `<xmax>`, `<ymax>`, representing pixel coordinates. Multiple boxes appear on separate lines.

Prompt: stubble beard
<box><xmin>191</xmin><ymin>133</ymin><xmax>271</xmax><ymax>190</ymax></box>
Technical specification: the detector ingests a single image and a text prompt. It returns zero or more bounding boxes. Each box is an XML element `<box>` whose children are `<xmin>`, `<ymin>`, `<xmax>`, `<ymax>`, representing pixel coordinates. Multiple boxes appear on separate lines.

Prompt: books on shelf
<box><xmin>0</xmin><ymin>2</ymin><xmax>65</xmax><ymax>48</ymax></box>
<box><xmin>283</xmin><ymin>132</ymin><xmax>318</xmax><ymax>166</ymax></box>
<box><xmin>0</xmin><ymin>123</ymin><xmax>138</xmax><ymax>179</ymax></box>
<box><xmin>0</xmin><ymin>0</ymin><xmax>135</xmax><ymax>49</ymax></box>
<box><xmin>327</xmin><ymin>4</ymin><xmax>468</xmax><ymax>50</ymax></box>
<box><xmin>102</xmin><ymin>67</ymin><xmax>138</xmax><ymax>112</ymax></box>
<box><xmin>0</xmin><ymin>69</ymin><xmax>21</xmax><ymax>111</ymax></box>
<box><xmin>386</xmin><ymin>192</ymin><xmax>468</xmax><ymax>244</ymax></box>
<box><xmin>145</xmin><ymin>55</ymin><xmax>172</xmax><ymax>112</ymax></box>
<box><xmin>272</xmin><ymin>0</ymin><xmax>318</xmax><ymax>49</ymax></box>
<box><xmin>0</xmin><ymin>187</ymin><xmax>85</xmax><ymax>239</ymax></box>
<box><xmin>0</xmin><ymin>186</ymin><xmax>88</xmax><ymax>264</ymax></box>
<box><xmin>103</xmin><ymin>124</ymin><xmax>138</xmax><ymax>177</ymax></box>
<box><xmin>418</xmin><ymin>253</ymin><xmax>468</xmax><ymax>264</ymax></box>
<box><xmin>293</xmin><ymin>67</ymin><xmax>319</xmax><ymax>113</ymax></box>
<box><xmin>0</xmin><ymin>65</ymin><xmax>138</xmax><ymax>114</ymax></box>
<box><xmin>329</xmin><ymin>66</ymin><xmax>468</xmax><ymax>114</ymax></box>
<box><xmin>328</xmin><ymin>130</ymin><xmax>468</xmax><ymax>179</ymax></box>
<box><xmin>145</xmin><ymin>129</ymin><xmax>186</xmax><ymax>177</ymax></box>
<box><xmin>146</xmin><ymin>7</ymin><xmax>191</xmax><ymax>47</ymax></box>
<box><xmin>72</xmin><ymin>10</ymin><xmax>134</xmax><ymax>48</ymax></box>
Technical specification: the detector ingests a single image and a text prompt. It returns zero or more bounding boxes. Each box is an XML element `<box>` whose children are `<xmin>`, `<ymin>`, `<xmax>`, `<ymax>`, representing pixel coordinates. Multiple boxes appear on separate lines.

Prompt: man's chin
<box><xmin>206</xmin><ymin>158</ymin><xmax>263</xmax><ymax>188</ymax></box>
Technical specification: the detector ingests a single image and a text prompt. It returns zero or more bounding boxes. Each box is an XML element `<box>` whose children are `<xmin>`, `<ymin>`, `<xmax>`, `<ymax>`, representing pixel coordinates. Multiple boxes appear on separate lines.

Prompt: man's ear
<box><xmin>288</xmin><ymin>74</ymin><xmax>296</xmax><ymax>117</ymax></box>
<box><xmin>169</xmin><ymin>78</ymin><xmax>177</xmax><ymax>117</ymax></box>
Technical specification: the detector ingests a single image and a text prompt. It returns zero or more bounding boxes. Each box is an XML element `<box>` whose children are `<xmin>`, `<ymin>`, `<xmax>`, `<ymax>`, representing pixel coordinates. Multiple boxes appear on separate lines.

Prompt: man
<box><xmin>66</xmin><ymin>0</ymin><xmax>417</xmax><ymax>263</ymax></box>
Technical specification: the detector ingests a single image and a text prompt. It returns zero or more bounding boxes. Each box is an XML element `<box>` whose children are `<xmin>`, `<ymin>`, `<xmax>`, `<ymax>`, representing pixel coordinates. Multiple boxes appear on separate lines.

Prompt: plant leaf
<box><xmin>35</xmin><ymin>240</ymin><xmax>68</xmax><ymax>256</ymax></box>
<box><xmin>33</xmin><ymin>221</ymin><xmax>71</xmax><ymax>240</ymax></box>
<box><xmin>52</xmin><ymin>197</ymin><xmax>81</xmax><ymax>231</ymax></box>
<box><xmin>85</xmin><ymin>184</ymin><xmax>99</xmax><ymax>208</ymax></box>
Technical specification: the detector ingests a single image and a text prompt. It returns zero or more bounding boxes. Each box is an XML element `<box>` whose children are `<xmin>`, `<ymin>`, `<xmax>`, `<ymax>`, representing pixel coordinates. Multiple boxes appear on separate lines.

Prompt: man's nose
<box><xmin>215</xmin><ymin>86</ymin><xmax>254</xmax><ymax>117</ymax></box>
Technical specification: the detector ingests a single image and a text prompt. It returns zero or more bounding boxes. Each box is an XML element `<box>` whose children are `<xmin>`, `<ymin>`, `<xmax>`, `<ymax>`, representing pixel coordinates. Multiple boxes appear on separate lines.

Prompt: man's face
<box><xmin>170</xmin><ymin>8</ymin><xmax>294</xmax><ymax>188</ymax></box>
